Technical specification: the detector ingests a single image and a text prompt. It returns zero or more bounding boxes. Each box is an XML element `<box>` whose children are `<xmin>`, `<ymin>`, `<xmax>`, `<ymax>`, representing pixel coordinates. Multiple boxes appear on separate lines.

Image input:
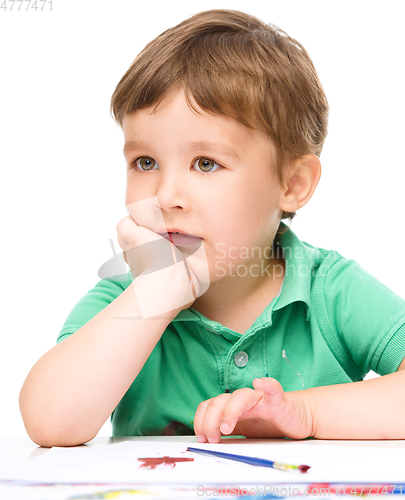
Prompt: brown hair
<box><xmin>111</xmin><ymin>9</ymin><xmax>328</xmax><ymax>228</ymax></box>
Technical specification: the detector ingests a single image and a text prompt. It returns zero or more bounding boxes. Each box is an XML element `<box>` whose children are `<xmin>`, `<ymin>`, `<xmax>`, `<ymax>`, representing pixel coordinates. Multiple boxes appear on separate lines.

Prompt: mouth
<box><xmin>160</xmin><ymin>231</ymin><xmax>202</xmax><ymax>247</ymax></box>
<box><xmin>158</xmin><ymin>228</ymin><xmax>201</xmax><ymax>238</ymax></box>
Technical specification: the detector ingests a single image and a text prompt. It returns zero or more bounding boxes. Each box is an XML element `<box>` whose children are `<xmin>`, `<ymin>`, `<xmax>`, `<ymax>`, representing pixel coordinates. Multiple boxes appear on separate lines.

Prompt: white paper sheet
<box><xmin>1</xmin><ymin>439</ymin><xmax>404</xmax><ymax>485</ymax></box>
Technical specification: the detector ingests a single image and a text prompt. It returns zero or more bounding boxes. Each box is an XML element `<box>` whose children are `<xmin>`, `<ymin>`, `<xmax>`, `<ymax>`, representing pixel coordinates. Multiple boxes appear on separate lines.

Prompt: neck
<box><xmin>191</xmin><ymin>253</ymin><xmax>285</xmax><ymax>321</ymax></box>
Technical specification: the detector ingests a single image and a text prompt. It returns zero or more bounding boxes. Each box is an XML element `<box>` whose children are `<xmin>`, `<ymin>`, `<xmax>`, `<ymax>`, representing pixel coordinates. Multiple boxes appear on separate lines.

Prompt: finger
<box><xmin>253</xmin><ymin>377</ymin><xmax>285</xmax><ymax>407</ymax></box>
<box><xmin>117</xmin><ymin>216</ymin><xmax>173</xmax><ymax>251</ymax></box>
<box><xmin>181</xmin><ymin>257</ymin><xmax>199</xmax><ymax>300</ymax></box>
<box><xmin>184</xmin><ymin>242</ymin><xmax>210</xmax><ymax>298</ymax></box>
<box><xmin>199</xmin><ymin>394</ymin><xmax>232</xmax><ymax>444</ymax></box>
<box><xmin>116</xmin><ymin>233</ymin><xmax>129</xmax><ymax>252</ymax></box>
<box><xmin>219</xmin><ymin>388</ymin><xmax>262</xmax><ymax>436</ymax></box>
<box><xmin>193</xmin><ymin>399</ymin><xmax>211</xmax><ymax>443</ymax></box>
<box><xmin>116</xmin><ymin>215</ymin><xmax>138</xmax><ymax>243</ymax></box>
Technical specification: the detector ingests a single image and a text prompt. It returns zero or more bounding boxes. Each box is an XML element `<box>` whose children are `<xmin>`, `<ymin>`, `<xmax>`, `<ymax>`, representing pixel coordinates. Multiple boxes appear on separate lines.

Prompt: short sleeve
<box><xmin>57</xmin><ymin>272</ymin><xmax>133</xmax><ymax>344</ymax></box>
<box><xmin>321</xmin><ymin>258</ymin><xmax>405</xmax><ymax>376</ymax></box>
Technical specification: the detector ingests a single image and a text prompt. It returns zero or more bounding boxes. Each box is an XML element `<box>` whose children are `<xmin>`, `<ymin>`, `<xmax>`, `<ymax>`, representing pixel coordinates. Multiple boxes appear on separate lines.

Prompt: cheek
<box><xmin>125</xmin><ymin>176</ymin><xmax>150</xmax><ymax>205</ymax></box>
<box><xmin>125</xmin><ymin>191</ymin><xmax>132</xmax><ymax>206</ymax></box>
<box><xmin>125</xmin><ymin>177</ymin><xmax>136</xmax><ymax>205</ymax></box>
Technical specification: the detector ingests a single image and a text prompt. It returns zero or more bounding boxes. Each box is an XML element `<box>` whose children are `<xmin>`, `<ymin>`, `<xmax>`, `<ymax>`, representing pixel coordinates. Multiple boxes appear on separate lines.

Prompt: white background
<box><xmin>1</xmin><ymin>0</ymin><xmax>404</xmax><ymax>439</ymax></box>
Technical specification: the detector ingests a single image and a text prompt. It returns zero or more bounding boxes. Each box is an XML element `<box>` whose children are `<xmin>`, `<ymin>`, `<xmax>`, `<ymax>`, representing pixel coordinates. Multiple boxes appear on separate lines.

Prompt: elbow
<box><xmin>23</xmin><ymin>420</ymin><xmax>97</xmax><ymax>448</ymax></box>
<box><xmin>19</xmin><ymin>394</ymin><xmax>96</xmax><ymax>448</ymax></box>
<box><xmin>29</xmin><ymin>431</ymin><xmax>93</xmax><ymax>448</ymax></box>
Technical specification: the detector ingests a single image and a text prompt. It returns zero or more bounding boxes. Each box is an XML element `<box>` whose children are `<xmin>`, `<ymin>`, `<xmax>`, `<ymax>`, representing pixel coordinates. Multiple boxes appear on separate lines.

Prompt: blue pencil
<box><xmin>186</xmin><ymin>447</ymin><xmax>310</xmax><ymax>473</ymax></box>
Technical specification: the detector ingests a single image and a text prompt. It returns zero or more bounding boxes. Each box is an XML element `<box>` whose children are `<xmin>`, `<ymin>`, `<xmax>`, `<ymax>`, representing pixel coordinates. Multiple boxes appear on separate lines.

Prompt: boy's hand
<box><xmin>194</xmin><ymin>378</ymin><xmax>314</xmax><ymax>443</ymax></box>
<box><xmin>116</xmin><ymin>215</ymin><xmax>207</xmax><ymax>317</ymax></box>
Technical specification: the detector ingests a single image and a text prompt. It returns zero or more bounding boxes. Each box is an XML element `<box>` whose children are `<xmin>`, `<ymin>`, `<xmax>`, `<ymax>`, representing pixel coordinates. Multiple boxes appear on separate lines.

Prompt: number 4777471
<box><xmin>0</xmin><ymin>0</ymin><xmax>52</xmax><ymax>12</ymax></box>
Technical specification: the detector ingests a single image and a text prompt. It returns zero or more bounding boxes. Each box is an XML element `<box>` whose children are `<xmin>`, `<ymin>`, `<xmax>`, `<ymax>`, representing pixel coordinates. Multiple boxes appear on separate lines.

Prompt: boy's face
<box><xmin>122</xmin><ymin>89</ymin><xmax>285</xmax><ymax>284</ymax></box>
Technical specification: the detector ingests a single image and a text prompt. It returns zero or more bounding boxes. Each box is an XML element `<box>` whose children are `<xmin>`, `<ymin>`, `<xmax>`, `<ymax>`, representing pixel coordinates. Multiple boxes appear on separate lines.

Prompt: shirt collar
<box><xmin>172</xmin><ymin>222</ymin><xmax>322</xmax><ymax>324</ymax></box>
<box><xmin>272</xmin><ymin>222</ymin><xmax>322</xmax><ymax>321</ymax></box>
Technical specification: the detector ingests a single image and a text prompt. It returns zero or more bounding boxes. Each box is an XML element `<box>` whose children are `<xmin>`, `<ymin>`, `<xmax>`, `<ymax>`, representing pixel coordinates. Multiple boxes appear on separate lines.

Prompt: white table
<box><xmin>3</xmin><ymin>435</ymin><xmax>405</xmax><ymax>474</ymax></box>
<box><xmin>2</xmin><ymin>436</ymin><xmax>405</xmax><ymax>499</ymax></box>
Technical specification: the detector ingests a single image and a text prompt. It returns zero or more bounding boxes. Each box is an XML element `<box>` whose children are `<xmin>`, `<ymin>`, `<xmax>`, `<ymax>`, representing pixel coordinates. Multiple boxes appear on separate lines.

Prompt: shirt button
<box><xmin>234</xmin><ymin>351</ymin><xmax>249</xmax><ymax>368</ymax></box>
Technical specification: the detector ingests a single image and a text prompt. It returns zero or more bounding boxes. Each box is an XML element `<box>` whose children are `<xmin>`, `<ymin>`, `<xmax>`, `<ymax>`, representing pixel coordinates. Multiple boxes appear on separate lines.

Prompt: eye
<box><xmin>132</xmin><ymin>156</ymin><xmax>158</xmax><ymax>171</ymax></box>
<box><xmin>193</xmin><ymin>157</ymin><xmax>221</xmax><ymax>175</ymax></box>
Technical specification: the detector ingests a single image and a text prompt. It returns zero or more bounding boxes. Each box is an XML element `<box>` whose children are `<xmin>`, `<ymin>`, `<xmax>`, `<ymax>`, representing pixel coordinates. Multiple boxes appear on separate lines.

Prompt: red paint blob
<box><xmin>138</xmin><ymin>456</ymin><xmax>194</xmax><ymax>469</ymax></box>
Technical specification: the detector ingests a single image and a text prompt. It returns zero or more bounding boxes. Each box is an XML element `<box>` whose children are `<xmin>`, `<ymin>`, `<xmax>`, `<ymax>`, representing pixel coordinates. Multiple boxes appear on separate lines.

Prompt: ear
<box><xmin>278</xmin><ymin>154</ymin><xmax>321</xmax><ymax>213</ymax></box>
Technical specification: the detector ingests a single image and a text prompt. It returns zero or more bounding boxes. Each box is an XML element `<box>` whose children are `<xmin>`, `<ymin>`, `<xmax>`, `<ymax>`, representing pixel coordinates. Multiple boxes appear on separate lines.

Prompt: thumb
<box><xmin>253</xmin><ymin>377</ymin><xmax>285</xmax><ymax>406</ymax></box>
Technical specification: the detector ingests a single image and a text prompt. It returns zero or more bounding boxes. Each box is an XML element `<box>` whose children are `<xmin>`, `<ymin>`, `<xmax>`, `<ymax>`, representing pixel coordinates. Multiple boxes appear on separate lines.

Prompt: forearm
<box><xmin>301</xmin><ymin>370</ymin><xmax>405</xmax><ymax>439</ymax></box>
<box><xmin>19</xmin><ymin>283</ymin><xmax>180</xmax><ymax>447</ymax></box>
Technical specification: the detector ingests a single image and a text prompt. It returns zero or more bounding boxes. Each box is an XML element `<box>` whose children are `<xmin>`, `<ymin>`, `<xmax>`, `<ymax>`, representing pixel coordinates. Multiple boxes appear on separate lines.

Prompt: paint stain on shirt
<box><xmin>282</xmin><ymin>349</ymin><xmax>305</xmax><ymax>388</ymax></box>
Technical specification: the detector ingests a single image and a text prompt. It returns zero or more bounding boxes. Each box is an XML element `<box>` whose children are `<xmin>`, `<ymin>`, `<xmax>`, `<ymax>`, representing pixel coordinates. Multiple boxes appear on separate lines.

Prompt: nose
<box><xmin>155</xmin><ymin>167</ymin><xmax>189</xmax><ymax>212</ymax></box>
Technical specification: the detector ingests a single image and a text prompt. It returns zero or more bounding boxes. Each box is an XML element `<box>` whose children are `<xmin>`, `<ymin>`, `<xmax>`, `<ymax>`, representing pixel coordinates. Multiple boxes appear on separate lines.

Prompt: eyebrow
<box><xmin>123</xmin><ymin>140</ymin><xmax>240</xmax><ymax>159</ymax></box>
<box><xmin>123</xmin><ymin>140</ymin><xmax>147</xmax><ymax>156</ymax></box>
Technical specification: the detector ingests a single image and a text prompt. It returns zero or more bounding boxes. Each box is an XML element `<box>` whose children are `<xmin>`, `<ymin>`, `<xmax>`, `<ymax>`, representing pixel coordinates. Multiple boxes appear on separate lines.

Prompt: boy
<box><xmin>19</xmin><ymin>9</ymin><xmax>405</xmax><ymax>447</ymax></box>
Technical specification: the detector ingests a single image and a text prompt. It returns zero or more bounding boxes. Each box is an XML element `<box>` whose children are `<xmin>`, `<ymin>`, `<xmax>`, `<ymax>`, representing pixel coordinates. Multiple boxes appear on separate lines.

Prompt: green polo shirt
<box><xmin>57</xmin><ymin>224</ymin><xmax>405</xmax><ymax>436</ymax></box>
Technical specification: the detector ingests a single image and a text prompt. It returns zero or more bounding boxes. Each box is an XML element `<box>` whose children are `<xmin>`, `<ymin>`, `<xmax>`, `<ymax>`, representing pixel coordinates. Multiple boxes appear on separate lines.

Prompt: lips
<box><xmin>159</xmin><ymin>228</ymin><xmax>201</xmax><ymax>239</ymax></box>
<box><xmin>160</xmin><ymin>231</ymin><xmax>202</xmax><ymax>249</ymax></box>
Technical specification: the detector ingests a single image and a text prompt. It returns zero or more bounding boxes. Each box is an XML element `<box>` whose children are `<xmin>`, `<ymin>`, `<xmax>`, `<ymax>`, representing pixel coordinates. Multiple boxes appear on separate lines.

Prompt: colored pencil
<box><xmin>186</xmin><ymin>447</ymin><xmax>310</xmax><ymax>473</ymax></box>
